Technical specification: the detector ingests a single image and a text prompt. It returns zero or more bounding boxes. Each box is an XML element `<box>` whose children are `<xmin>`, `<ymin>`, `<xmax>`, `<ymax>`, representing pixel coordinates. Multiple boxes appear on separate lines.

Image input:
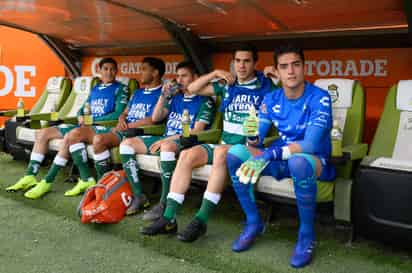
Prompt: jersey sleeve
<box><xmin>212</xmin><ymin>81</ymin><xmax>228</xmax><ymax>96</ymax></box>
<box><xmin>195</xmin><ymin>97</ymin><xmax>215</xmax><ymax>125</ymax></box>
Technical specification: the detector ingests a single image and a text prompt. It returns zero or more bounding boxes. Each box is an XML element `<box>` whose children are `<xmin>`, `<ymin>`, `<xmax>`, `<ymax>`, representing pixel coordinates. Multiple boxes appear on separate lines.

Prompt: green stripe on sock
<box><xmin>194</xmin><ymin>198</ymin><xmax>217</xmax><ymax>224</ymax></box>
<box><xmin>159</xmin><ymin>160</ymin><xmax>176</xmax><ymax>204</ymax></box>
<box><xmin>120</xmin><ymin>154</ymin><xmax>142</xmax><ymax>197</ymax></box>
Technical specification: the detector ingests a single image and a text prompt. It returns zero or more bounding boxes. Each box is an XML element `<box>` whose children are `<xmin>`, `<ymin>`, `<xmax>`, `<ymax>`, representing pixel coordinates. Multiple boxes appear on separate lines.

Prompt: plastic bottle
<box><xmin>83</xmin><ymin>102</ymin><xmax>93</xmax><ymax>125</ymax></box>
<box><xmin>16</xmin><ymin>98</ymin><xmax>24</xmax><ymax>117</ymax></box>
<box><xmin>181</xmin><ymin>109</ymin><xmax>191</xmax><ymax>137</ymax></box>
<box><xmin>331</xmin><ymin>120</ymin><xmax>343</xmax><ymax>157</ymax></box>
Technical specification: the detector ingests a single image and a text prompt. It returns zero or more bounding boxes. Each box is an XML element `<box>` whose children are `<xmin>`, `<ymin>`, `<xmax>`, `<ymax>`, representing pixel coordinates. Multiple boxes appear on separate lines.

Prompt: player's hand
<box><xmin>263</xmin><ymin>66</ymin><xmax>277</xmax><ymax>78</ymax></box>
<box><xmin>78</xmin><ymin>116</ymin><xmax>85</xmax><ymax>126</ymax></box>
<box><xmin>115</xmin><ymin>115</ymin><xmax>128</xmax><ymax>131</ymax></box>
<box><xmin>236</xmin><ymin>157</ymin><xmax>269</xmax><ymax>184</ymax></box>
<box><xmin>149</xmin><ymin>140</ymin><xmax>164</xmax><ymax>154</ymax></box>
<box><xmin>213</xmin><ymin>69</ymin><xmax>235</xmax><ymax>85</ymax></box>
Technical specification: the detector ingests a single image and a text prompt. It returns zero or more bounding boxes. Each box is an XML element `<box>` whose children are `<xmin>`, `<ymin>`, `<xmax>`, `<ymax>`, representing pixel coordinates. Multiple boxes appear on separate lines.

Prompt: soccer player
<box><xmin>22</xmin><ymin>57</ymin><xmax>167</xmax><ymax>199</ymax></box>
<box><xmin>119</xmin><ymin>61</ymin><xmax>215</xmax><ymax>216</ymax></box>
<box><xmin>6</xmin><ymin>58</ymin><xmax>128</xmax><ymax>198</ymax></box>
<box><xmin>141</xmin><ymin>43</ymin><xmax>274</xmax><ymax>242</ymax></box>
<box><xmin>226</xmin><ymin>44</ymin><xmax>336</xmax><ymax>268</ymax></box>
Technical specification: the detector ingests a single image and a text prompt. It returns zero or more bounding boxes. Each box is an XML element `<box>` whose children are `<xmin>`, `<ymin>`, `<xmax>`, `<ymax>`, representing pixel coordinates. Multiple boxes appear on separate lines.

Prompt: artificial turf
<box><xmin>0</xmin><ymin>152</ymin><xmax>411</xmax><ymax>273</ymax></box>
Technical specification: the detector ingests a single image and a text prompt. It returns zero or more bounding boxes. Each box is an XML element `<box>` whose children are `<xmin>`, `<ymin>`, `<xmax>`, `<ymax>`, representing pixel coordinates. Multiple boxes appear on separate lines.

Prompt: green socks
<box><xmin>119</xmin><ymin>144</ymin><xmax>142</xmax><ymax>197</ymax></box>
<box><xmin>26</xmin><ymin>152</ymin><xmax>45</xmax><ymax>176</ymax></box>
<box><xmin>194</xmin><ymin>192</ymin><xmax>221</xmax><ymax>224</ymax></box>
<box><xmin>44</xmin><ymin>156</ymin><xmax>68</xmax><ymax>183</ymax></box>
<box><xmin>163</xmin><ymin>192</ymin><xmax>185</xmax><ymax>220</ymax></box>
<box><xmin>94</xmin><ymin>150</ymin><xmax>112</xmax><ymax>179</ymax></box>
<box><xmin>159</xmin><ymin>151</ymin><xmax>177</xmax><ymax>204</ymax></box>
<box><xmin>70</xmin><ymin>143</ymin><xmax>92</xmax><ymax>181</ymax></box>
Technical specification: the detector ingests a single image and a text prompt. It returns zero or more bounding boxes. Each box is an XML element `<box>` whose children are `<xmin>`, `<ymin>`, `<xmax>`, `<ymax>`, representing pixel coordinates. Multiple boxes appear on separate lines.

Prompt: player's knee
<box><xmin>160</xmin><ymin>141</ymin><xmax>177</xmax><ymax>152</ymax></box>
<box><xmin>92</xmin><ymin>134</ymin><xmax>106</xmax><ymax>152</ymax></box>
<box><xmin>179</xmin><ymin>148</ymin><xmax>198</xmax><ymax>168</ymax></box>
<box><xmin>67</xmin><ymin>129</ymin><xmax>82</xmax><ymax>145</ymax></box>
<box><xmin>213</xmin><ymin>146</ymin><xmax>229</xmax><ymax>165</ymax></box>
<box><xmin>227</xmin><ymin>144</ymin><xmax>251</xmax><ymax>179</ymax></box>
<box><xmin>288</xmin><ymin>154</ymin><xmax>316</xmax><ymax>185</ymax></box>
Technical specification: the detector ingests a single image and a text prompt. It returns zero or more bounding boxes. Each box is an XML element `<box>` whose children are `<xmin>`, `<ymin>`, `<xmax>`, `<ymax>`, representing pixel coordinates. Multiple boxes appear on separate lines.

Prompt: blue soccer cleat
<box><xmin>232</xmin><ymin>221</ymin><xmax>265</xmax><ymax>252</ymax></box>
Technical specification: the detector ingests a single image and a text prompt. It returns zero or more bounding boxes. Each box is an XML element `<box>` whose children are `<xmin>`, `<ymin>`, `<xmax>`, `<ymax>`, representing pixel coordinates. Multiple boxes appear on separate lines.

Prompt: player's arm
<box><xmin>152</xmin><ymin>87</ymin><xmax>171</xmax><ymax>123</ymax></box>
<box><xmin>190</xmin><ymin>97</ymin><xmax>215</xmax><ymax>134</ymax></box>
<box><xmin>187</xmin><ymin>69</ymin><xmax>234</xmax><ymax>96</ymax></box>
<box><xmin>127</xmin><ymin>117</ymin><xmax>154</xmax><ymax>128</ymax></box>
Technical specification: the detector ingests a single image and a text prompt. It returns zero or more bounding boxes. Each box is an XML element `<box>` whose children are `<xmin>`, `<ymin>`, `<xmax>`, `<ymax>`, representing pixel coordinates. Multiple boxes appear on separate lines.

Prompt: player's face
<box><xmin>176</xmin><ymin>67</ymin><xmax>196</xmax><ymax>91</ymax></box>
<box><xmin>276</xmin><ymin>53</ymin><xmax>305</xmax><ymax>90</ymax></box>
<box><xmin>233</xmin><ymin>51</ymin><xmax>256</xmax><ymax>82</ymax></box>
<box><xmin>140</xmin><ymin>62</ymin><xmax>155</xmax><ymax>85</ymax></box>
<box><xmin>100</xmin><ymin>63</ymin><xmax>117</xmax><ymax>84</ymax></box>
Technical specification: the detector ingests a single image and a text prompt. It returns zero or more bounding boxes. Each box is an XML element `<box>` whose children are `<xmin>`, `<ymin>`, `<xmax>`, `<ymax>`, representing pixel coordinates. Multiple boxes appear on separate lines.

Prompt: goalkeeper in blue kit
<box><xmin>226</xmin><ymin>44</ymin><xmax>336</xmax><ymax>268</ymax></box>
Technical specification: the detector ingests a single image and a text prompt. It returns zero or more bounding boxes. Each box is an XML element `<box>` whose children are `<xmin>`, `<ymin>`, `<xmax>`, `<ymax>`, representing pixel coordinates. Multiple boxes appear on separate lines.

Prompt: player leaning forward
<box><xmin>227</xmin><ymin>44</ymin><xmax>336</xmax><ymax>268</ymax></box>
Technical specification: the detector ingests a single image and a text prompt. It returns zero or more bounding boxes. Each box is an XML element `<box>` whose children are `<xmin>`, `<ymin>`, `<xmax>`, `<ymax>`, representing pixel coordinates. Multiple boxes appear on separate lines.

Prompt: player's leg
<box><xmin>119</xmin><ymin>136</ymin><xmax>152</xmax><ymax>215</ymax></box>
<box><xmin>177</xmin><ymin>145</ymin><xmax>231</xmax><ymax>242</ymax></box>
<box><xmin>141</xmin><ymin>144</ymin><xmax>209</xmax><ymax>236</ymax></box>
<box><xmin>6</xmin><ymin>126</ymin><xmax>63</xmax><ymax>191</ymax></box>
<box><xmin>64</xmin><ymin>126</ymin><xmax>97</xmax><ymax>196</ymax></box>
<box><xmin>143</xmin><ymin>140</ymin><xmax>179</xmax><ymax>221</ymax></box>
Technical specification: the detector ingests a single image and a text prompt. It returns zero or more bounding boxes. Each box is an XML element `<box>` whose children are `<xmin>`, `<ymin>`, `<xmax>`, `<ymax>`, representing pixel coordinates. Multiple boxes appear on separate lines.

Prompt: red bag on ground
<box><xmin>77</xmin><ymin>170</ymin><xmax>133</xmax><ymax>224</ymax></box>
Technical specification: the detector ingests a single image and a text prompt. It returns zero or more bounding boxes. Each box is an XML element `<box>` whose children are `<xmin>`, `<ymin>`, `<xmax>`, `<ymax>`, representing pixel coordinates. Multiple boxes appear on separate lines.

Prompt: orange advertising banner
<box><xmin>0</xmin><ymin>26</ymin><xmax>65</xmax><ymax>125</ymax></box>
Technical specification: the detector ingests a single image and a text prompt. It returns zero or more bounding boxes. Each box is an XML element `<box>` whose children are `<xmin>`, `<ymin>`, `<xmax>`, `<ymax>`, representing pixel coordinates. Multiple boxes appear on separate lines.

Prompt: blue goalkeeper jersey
<box><xmin>126</xmin><ymin>85</ymin><xmax>162</xmax><ymax>123</ymax></box>
<box><xmin>259</xmin><ymin>82</ymin><xmax>333</xmax><ymax>159</ymax></box>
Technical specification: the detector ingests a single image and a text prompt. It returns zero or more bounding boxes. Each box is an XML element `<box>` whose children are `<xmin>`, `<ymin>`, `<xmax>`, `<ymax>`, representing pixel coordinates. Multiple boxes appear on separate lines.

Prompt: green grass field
<box><xmin>0</xmin><ymin>152</ymin><xmax>411</xmax><ymax>273</ymax></box>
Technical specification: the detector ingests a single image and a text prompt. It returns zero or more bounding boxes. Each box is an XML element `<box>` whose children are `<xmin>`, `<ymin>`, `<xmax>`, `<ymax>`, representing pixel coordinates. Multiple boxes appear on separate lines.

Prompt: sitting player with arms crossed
<box><xmin>141</xmin><ymin>43</ymin><xmax>274</xmax><ymax>243</ymax></box>
<box><xmin>226</xmin><ymin>44</ymin><xmax>336</xmax><ymax>268</ymax></box>
<box><xmin>118</xmin><ymin>61</ymin><xmax>215</xmax><ymax>215</ymax></box>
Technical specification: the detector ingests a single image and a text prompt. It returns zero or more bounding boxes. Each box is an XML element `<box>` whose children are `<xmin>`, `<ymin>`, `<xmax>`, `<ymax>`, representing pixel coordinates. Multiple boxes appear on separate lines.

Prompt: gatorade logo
<box><xmin>121</xmin><ymin>192</ymin><xmax>133</xmax><ymax>207</ymax></box>
<box><xmin>327</xmin><ymin>84</ymin><xmax>339</xmax><ymax>104</ymax></box>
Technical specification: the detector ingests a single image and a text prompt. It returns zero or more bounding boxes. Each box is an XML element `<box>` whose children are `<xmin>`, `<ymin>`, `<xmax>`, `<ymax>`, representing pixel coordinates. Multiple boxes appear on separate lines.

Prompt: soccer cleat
<box><xmin>232</xmin><ymin>221</ymin><xmax>265</xmax><ymax>252</ymax></box>
<box><xmin>140</xmin><ymin>216</ymin><xmax>177</xmax><ymax>236</ymax></box>
<box><xmin>64</xmin><ymin>178</ymin><xmax>96</xmax><ymax>197</ymax></box>
<box><xmin>290</xmin><ymin>238</ymin><xmax>315</xmax><ymax>268</ymax></box>
<box><xmin>126</xmin><ymin>194</ymin><xmax>150</xmax><ymax>215</ymax></box>
<box><xmin>142</xmin><ymin>202</ymin><xmax>165</xmax><ymax>221</ymax></box>
<box><xmin>177</xmin><ymin>218</ymin><xmax>207</xmax><ymax>243</ymax></box>
<box><xmin>24</xmin><ymin>180</ymin><xmax>52</xmax><ymax>199</ymax></box>
<box><xmin>6</xmin><ymin>175</ymin><xmax>38</xmax><ymax>192</ymax></box>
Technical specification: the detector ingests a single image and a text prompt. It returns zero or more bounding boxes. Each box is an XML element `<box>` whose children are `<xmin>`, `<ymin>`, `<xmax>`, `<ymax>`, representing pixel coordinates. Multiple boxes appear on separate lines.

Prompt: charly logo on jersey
<box><xmin>319</xmin><ymin>96</ymin><xmax>330</xmax><ymax>107</ymax></box>
<box><xmin>272</xmin><ymin>104</ymin><xmax>281</xmax><ymax>113</ymax></box>
<box><xmin>166</xmin><ymin>112</ymin><xmax>195</xmax><ymax>134</ymax></box>
<box><xmin>128</xmin><ymin>103</ymin><xmax>152</xmax><ymax>120</ymax></box>
<box><xmin>227</xmin><ymin>95</ymin><xmax>262</xmax><ymax>112</ymax></box>
<box><xmin>327</xmin><ymin>84</ymin><xmax>339</xmax><ymax>104</ymax></box>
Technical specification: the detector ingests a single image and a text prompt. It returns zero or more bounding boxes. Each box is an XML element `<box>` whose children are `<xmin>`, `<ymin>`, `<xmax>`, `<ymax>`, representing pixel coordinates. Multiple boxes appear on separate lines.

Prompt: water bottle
<box><xmin>331</xmin><ymin>120</ymin><xmax>343</xmax><ymax>157</ymax></box>
<box><xmin>166</xmin><ymin>79</ymin><xmax>181</xmax><ymax>99</ymax></box>
<box><xmin>83</xmin><ymin>102</ymin><xmax>93</xmax><ymax>126</ymax></box>
<box><xmin>16</xmin><ymin>98</ymin><xmax>25</xmax><ymax>117</ymax></box>
<box><xmin>50</xmin><ymin>101</ymin><xmax>58</xmax><ymax>121</ymax></box>
<box><xmin>246</xmin><ymin>105</ymin><xmax>259</xmax><ymax>142</ymax></box>
<box><xmin>181</xmin><ymin>109</ymin><xmax>191</xmax><ymax>138</ymax></box>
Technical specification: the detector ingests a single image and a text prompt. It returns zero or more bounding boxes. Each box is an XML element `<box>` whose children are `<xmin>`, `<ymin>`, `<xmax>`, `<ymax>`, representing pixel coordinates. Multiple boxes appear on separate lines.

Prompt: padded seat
<box><xmin>354</xmin><ymin>80</ymin><xmax>412</xmax><ymax>247</ymax></box>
